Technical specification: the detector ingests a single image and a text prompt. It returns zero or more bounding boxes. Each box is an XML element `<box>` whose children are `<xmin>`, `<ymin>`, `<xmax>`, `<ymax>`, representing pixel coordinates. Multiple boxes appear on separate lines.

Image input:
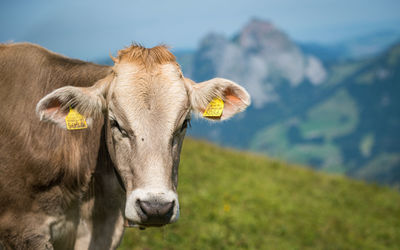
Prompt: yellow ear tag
<box><xmin>203</xmin><ymin>97</ymin><xmax>224</xmax><ymax>118</ymax></box>
<box><xmin>65</xmin><ymin>107</ymin><xmax>88</xmax><ymax>130</ymax></box>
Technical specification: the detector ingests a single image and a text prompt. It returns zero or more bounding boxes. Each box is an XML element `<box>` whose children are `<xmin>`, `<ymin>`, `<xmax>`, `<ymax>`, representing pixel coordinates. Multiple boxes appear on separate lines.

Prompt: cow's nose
<box><xmin>137</xmin><ymin>199</ymin><xmax>174</xmax><ymax>225</ymax></box>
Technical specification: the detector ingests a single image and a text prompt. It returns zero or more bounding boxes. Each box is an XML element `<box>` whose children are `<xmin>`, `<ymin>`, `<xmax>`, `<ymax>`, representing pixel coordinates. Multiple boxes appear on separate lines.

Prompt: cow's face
<box><xmin>36</xmin><ymin>45</ymin><xmax>250</xmax><ymax>228</ymax></box>
<box><xmin>105</xmin><ymin>61</ymin><xmax>189</xmax><ymax>227</ymax></box>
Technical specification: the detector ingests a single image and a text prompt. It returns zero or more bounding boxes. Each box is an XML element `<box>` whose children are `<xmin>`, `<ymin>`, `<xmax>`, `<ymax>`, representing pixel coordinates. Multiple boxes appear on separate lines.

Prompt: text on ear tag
<box><xmin>203</xmin><ymin>97</ymin><xmax>224</xmax><ymax>118</ymax></box>
<box><xmin>65</xmin><ymin>107</ymin><xmax>87</xmax><ymax>130</ymax></box>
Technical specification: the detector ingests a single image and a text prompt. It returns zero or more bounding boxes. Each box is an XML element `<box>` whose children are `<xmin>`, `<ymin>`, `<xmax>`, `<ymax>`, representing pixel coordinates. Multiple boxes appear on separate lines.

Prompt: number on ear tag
<box><xmin>65</xmin><ymin>107</ymin><xmax>87</xmax><ymax>130</ymax></box>
<box><xmin>203</xmin><ymin>97</ymin><xmax>224</xmax><ymax>118</ymax></box>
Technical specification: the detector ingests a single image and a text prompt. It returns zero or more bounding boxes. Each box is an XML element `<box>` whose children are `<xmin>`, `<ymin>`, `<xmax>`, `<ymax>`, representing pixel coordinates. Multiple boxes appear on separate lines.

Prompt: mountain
<box><xmin>190</xmin><ymin>19</ymin><xmax>327</xmax><ymax>108</ymax></box>
<box><xmin>298</xmin><ymin>42</ymin><xmax>347</xmax><ymax>63</ymax></box>
<box><xmin>299</xmin><ymin>30</ymin><xmax>400</xmax><ymax>62</ymax></box>
<box><xmin>335</xmin><ymin>44</ymin><xmax>400</xmax><ymax>184</ymax></box>
<box><xmin>118</xmin><ymin>138</ymin><xmax>400</xmax><ymax>249</ymax></box>
<box><xmin>182</xmin><ymin>19</ymin><xmax>334</xmax><ymax>148</ymax></box>
<box><xmin>250</xmin><ymin>43</ymin><xmax>400</xmax><ymax>186</ymax></box>
<box><xmin>178</xmin><ymin>19</ymin><xmax>400</xmax><ymax>187</ymax></box>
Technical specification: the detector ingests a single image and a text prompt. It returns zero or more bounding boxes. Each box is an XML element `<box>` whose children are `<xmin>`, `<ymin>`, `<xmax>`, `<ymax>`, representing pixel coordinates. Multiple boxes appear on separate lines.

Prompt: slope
<box><xmin>251</xmin><ymin>43</ymin><xmax>400</xmax><ymax>184</ymax></box>
<box><xmin>118</xmin><ymin>138</ymin><xmax>400</xmax><ymax>250</ymax></box>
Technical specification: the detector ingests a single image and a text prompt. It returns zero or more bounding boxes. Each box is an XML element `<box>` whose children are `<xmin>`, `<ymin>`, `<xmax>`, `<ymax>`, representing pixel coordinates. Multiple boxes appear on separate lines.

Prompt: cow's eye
<box><xmin>110</xmin><ymin>119</ymin><xmax>129</xmax><ymax>137</ymax></box>
<box><xmin>180</xmin><ymin>119</ymin><xmax>191</xmax><ymax>132</ymax></box>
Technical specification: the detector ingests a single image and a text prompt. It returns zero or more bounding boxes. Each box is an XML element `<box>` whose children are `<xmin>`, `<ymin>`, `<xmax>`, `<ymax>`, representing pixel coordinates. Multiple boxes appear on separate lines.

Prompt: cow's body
<box><xmin>0</xmin><ymin>44</ymin><xmax>124</xmax><ymax>249</ymax></box>
<box><xmin>0</xmin><ymin>43</ymin><xmax>250</xmax><ymax>249</ymax></box>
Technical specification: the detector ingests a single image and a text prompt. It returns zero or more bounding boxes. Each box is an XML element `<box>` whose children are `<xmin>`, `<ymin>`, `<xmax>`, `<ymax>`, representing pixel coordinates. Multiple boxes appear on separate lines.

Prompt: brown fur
<box><xmin>0</xmin><ymin>42</ymin><xmax>185</xmax><ymax>249</ymax></box>
<box><xmin>0</xmin><ymin>43</ymin><xmax>121</xmax><ymax>249</ymax></box>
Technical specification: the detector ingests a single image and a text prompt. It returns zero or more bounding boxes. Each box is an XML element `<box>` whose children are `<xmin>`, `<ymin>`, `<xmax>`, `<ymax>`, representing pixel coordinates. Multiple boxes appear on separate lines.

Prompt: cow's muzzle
<box><xmin>125</xmin><ymin>189</ymin><xmax>179</xmax><ymax>227</ymax></box>
<box><xmin>137</xmin><ymin>199</ymin><xmax>174</xmax><ymax>225</ymax></box>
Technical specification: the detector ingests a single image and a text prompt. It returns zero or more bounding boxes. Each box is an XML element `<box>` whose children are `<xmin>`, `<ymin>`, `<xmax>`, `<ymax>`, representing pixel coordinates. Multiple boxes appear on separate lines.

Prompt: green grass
<box><xmin>250</xmin><ymin>122</ymin><xmax>289</xmax><ymax>153</ymax></box>
<box><xmin>119</xmin><ymin>138</ymin><xmax>400</xmax><ymax>250</ymax></box>
<box><xmin>250</xmin><ymin>88</ymin><xmax>359</xmax><ymax>173</ymax></box>
<box><xmin>359</xmin><ymin>133</ymin><xmax>375</xmax><ymax>158</ymax></box>
<box><xmin>250</xmin><ymin>122</ymin><xmax>345</xmax><ymax>173</ymax></box>
<box><xmin>299</xmin><ymin>89</ymin><xmax>358</xmax><ymax>140</ymax></box>
<box><xmin>326</xmin><ymin>60</ymin><xmax>368</xmax><ymax>86</ymax></box>
<box><xmin>388</xmin><ymin>44</ymin><xmax>400</xmax><ymax>66</ymax></box>
<box><xmin>354</xmin><ymin>153</ymin><xmax>400</xmax><ymax>189</ymax></box>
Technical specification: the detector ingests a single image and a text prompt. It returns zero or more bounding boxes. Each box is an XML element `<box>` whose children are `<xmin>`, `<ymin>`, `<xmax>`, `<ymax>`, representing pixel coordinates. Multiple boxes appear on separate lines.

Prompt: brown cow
<box><xmin>0</xmin><ymin>43</ymin><xmax>250</xmax><ymax>249</ymax></box>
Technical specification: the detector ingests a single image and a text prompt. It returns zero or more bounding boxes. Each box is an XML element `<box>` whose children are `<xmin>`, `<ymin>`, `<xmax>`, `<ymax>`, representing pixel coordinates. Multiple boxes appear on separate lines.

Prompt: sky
<box><xmin>1</xmin><ymin>0</ymin><xmax>399</xmax><ymax>60</ymax></box>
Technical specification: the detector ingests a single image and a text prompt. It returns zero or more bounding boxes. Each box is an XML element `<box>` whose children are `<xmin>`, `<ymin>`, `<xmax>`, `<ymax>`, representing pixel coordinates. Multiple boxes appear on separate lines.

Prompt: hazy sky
<box><xmin>1</xmin><ymin>0</ymin><xmax>399</xmax><ymax>60</ymax></box>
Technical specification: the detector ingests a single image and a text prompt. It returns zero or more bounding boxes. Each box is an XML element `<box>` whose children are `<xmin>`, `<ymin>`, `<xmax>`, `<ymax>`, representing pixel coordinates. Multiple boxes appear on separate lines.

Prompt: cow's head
<box><xmin>36</xmin><ymin>45</ymin><xmax>250</xmax><ymax>227</ymax></box>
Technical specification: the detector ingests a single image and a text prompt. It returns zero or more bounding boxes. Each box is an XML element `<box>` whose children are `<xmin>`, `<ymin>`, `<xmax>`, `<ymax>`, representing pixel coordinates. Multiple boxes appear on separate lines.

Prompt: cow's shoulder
<box><xmin>0</xmin><ymin>42</ymin><xmax>111</xmax><ymax>80</ymax></box>
<box><xmin>0</xmin><ymin>42</ymin><xmax>64</xmax><ymax>63</ymax></box>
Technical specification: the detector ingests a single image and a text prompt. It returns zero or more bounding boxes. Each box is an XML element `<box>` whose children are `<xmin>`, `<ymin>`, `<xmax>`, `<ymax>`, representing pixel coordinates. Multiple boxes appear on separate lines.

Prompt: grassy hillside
<box><xmin>119</xmin><ymin>138</ymin><xmax>400</xmax><ymax>250</ymax></box>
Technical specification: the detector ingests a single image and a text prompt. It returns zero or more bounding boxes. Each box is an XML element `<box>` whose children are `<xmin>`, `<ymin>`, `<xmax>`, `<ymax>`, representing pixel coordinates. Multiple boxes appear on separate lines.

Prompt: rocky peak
<box><xmin>192</xmin><ymin>19</ymin><xmax>327</xmax><ymax>108</ymax></box>
<box><xmin>237</xmin><ymin>19</ymin><xmax>293</xmax><ymax>53</ymax></box>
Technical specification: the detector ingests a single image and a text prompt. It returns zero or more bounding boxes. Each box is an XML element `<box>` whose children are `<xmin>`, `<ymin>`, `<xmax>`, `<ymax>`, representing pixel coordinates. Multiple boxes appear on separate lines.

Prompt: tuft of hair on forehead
<box><xmin>114</xmin><ymin>43</ymin><xmax>176</xmax><ymax>67</ymax></box>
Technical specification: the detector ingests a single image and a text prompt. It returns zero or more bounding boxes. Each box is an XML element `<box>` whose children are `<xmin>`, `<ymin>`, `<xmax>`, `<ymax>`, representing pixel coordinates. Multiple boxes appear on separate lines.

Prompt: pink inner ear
<box><xmin>226</xmin><ymin>94</ymin><xmax>242</xmax><ymax>106</ymax></box>
<box><xmin>220</xmin><ymin>88</ymin><xmax>248</xmax><ymax>120</ymax></box>
<box><xmin>224</xmin><ymin>88</ymin><xmax>244</xmax><ymax>108</ymax></box>
<box><xmin>45</xmin><ymin>99</ymin><xmax>62</xmax><ymax>112</ymax></box>
<box><xmin>43</xmin><ymin>99</ymin><xmax>68</xmax><ymax>118</ymax></box>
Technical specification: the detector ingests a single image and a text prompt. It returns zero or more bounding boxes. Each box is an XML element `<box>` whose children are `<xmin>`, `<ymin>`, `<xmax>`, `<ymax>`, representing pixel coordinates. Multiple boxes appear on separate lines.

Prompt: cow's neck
<box><xmin>77</xmin><ymin>125</ymin><xmax>126</xmax><ymax>249</ymax></box>
<box><xmin>51</xmin><ymin>118</ymin><xmax>104</xmax><ymax>202</ymax></box>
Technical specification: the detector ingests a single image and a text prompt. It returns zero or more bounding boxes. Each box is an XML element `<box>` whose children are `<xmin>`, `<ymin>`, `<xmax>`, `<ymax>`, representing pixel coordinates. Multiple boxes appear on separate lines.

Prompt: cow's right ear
<box><xmin>36</xmin><ymin>80</ymin><xmax>108</xmax><ymax>129</ymax></box>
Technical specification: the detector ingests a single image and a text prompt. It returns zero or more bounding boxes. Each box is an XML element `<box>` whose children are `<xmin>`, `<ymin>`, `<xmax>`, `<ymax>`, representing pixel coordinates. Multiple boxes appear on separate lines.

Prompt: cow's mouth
<box><xmin>124</xmin><ymin>219</ymin><xmax>169</xmax><ymax>229</ymax></box>
<box><xmin>124</xmin><ymin>219</ymin><xmax>136</xmax><ymax>228</ymax></box>
<box><xmin>124</xmin><ymin>219</ymin><xmax>146</xmax><ymax>230</ymax></box>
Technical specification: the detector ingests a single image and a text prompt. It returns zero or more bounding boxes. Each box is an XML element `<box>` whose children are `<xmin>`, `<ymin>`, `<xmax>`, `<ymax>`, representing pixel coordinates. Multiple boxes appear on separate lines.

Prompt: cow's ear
<box><xmin>36</xmin><ymin>81</ymin><xmax>108</xmax><ymax>129</ymax></box>
<box><xmin>186</xmin><ymin>78</ymin><xmax>251</xmax><ymax>120</ymax></box>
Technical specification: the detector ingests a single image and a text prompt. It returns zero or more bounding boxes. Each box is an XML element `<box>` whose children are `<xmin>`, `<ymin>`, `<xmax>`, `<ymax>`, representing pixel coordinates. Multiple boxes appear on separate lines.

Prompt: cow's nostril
<box><xmin>139</xmin><ymin>200</ymin><xmax>174</xmax><ymax>216</ymax></box>
<box><xmin>137</xmin><ymin>200</ymin><xmax>174</xmax><ymax>225</ymax></box>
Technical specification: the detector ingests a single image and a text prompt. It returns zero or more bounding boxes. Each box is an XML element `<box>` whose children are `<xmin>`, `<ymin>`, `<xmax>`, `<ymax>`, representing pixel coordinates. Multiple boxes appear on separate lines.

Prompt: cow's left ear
<box><xmin>36</xmin><ymin>80</ymin><xmax>108</xmax><ymax>129</ymax></box>
<box><xmin>186</xmin><ymin>78</ymin><xmax>251</xmax><ymax>120</ymax></box>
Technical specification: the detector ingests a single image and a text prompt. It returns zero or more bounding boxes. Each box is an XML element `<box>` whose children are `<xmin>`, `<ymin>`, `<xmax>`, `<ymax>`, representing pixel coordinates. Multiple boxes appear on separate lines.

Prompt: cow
<box><xmin>0</xmin><ymin>43</ymin><xmax>250</xmax><ymax>249</ymax></box>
